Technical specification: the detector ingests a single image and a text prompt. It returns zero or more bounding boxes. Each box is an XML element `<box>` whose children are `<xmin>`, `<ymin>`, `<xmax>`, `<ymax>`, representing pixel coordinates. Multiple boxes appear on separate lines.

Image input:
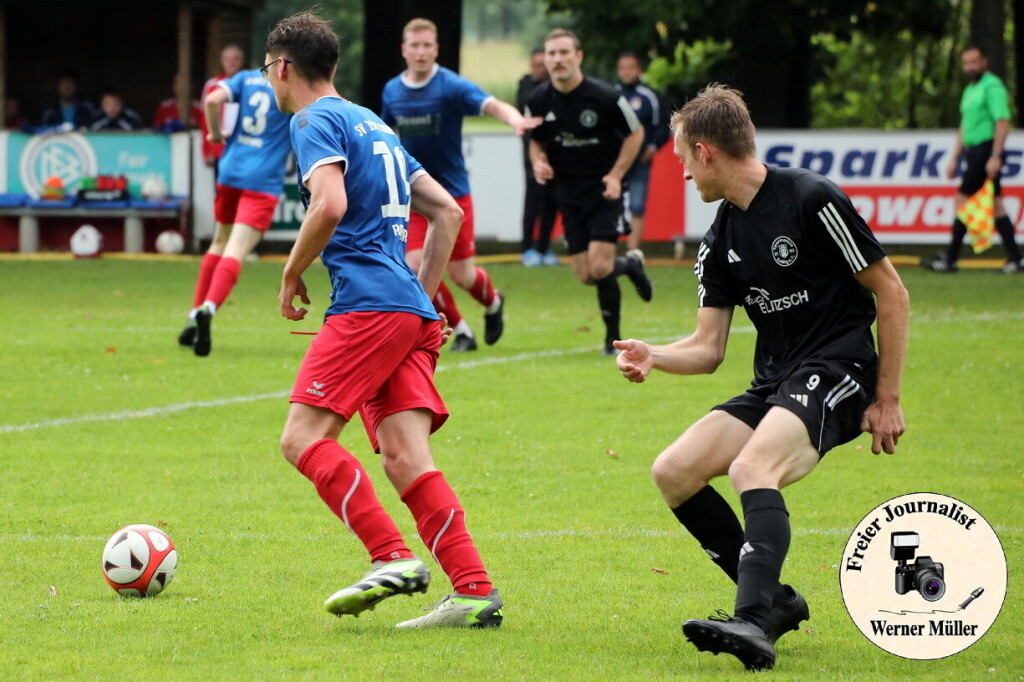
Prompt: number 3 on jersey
<box><xmin>242</xmin><ymin>90</ymin><xmax>271</xmax><ymax>136</ymax></box>
<box><xmin>373</xmin><ymin>141</ymin><xmax>411</xmax><ymax>219</ymax></box>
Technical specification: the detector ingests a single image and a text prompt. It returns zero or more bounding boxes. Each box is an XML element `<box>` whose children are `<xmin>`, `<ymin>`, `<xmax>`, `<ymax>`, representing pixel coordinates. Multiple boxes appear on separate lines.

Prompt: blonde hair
<box><xmin>670</xmin><ymin>83</ymin><xmax>756</xmax><ymax>159</ymax></box>
<box><xmin>403</xmin><ymin>18</ymin><xmax>437</xmax><ymax>38</ymax></box>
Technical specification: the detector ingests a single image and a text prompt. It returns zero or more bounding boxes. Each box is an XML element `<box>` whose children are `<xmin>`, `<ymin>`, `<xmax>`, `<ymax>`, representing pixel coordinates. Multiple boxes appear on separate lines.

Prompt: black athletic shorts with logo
<box><xmin>560</xmin><ymin>195</ymin><xmax>630</xmax><ymax>255</ymax></box>
<box><xmin>959</xmin><ymin>140</ymin><xmax>1003</xmax><ymax>196</ymax></box>
<box><xmin>711</xmin><ymin>357</ymin><xmax>877</xmax><ymax>456</ymax></box>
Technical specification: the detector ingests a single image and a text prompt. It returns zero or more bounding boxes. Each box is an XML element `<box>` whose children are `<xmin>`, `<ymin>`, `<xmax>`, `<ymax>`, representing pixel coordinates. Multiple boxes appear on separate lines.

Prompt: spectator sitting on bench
<box><xmin>91</xmin><ymin>89</ymin><xmax>145</xmax><ymax>131</ymax></box>
<box><xmin>41</xmin><ymin>71</ymin><xmax>97</xmax><ymax>130</ymax></box>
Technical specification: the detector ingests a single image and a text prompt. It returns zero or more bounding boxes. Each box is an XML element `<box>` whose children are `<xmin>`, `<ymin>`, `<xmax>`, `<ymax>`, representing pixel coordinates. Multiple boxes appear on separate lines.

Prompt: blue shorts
<box><xmin>624</xmin><ymin>162</ymin><xmax>651</xmax><ymax>217</ymax></box>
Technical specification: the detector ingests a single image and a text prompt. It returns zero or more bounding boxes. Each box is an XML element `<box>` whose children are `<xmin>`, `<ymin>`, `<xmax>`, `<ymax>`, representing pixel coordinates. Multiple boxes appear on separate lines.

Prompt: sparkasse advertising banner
<box><xmin>682</xmin><ymin>130</ymin><xmax>1024</xmax><ymax>244</ymax></box>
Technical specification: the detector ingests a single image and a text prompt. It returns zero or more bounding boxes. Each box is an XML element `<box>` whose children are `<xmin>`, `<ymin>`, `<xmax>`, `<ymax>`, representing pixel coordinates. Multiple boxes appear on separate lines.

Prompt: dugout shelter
<box><xmin>0</xmin><ymin>0</ymin><xmax>261</xmax><ymax>129</ymax></box>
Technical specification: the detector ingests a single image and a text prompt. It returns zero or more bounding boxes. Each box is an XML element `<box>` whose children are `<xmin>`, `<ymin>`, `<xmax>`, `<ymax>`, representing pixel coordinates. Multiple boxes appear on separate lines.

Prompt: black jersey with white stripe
<box><xmin>694</xmin><ymin>166</ymin><xmax>886</xmax><ymax>387</ymax></box>
<box><xmin>527</xmin><ymin>76</ymin><xmax>641</xmax><ymax>204</ymax></box>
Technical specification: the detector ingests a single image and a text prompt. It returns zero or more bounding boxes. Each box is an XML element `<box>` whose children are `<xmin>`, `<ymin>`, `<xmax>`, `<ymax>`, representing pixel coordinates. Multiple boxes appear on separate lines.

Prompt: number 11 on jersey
<box><xmin>373</xmin><ymin>140</ymin><xmax>411</xmax><ymax>219</ymax></box>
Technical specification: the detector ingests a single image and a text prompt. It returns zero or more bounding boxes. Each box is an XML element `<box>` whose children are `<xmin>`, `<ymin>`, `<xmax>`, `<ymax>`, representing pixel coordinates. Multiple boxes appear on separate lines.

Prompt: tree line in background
<box><xmin>251</xmin><ymin>0</ymin><xmax>1021</xmax><ymax>130</ymax></box>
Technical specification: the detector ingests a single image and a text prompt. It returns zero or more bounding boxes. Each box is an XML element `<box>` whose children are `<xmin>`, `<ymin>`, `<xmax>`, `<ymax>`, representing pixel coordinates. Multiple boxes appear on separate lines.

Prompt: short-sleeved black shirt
<box><xmin>695</xmin><ymin>166</ymin><xmax>887</xmax><ymax>387</ymax></box>
<box><xmin>526</xmin><ymin>76</ymin><xmax>640</xmax><ymax>204</ymax></box>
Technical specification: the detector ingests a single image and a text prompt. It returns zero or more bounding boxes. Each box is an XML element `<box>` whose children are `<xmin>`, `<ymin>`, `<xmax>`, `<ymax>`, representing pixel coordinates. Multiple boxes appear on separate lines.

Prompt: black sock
<box><xmin>995</xmin><ymin>216</ymin><xmax>1022</xmax><ymax>262</ymax></box>
<box><xmin>946</xmin><ymin>219</ymin><xmax>967</xmax><ymax>264</ymax></box>
<box><xmin>595</xmin><ymin>274</ymin><xmax>621</xmax><ymax>341</ymax></box>
<box><xmin>612</xmin><ymin>255</ymin><xmax>636</xmax><ymax>277</ymax></box>
<box><xmin>672</xmin><ymin>486</ymin><xmax>744</xmax><ymax>583</ymax></box>
<box><xmin>734</xmin><ymin>488</ymin><xmax>790</xmax><ymax>632</ymax></box>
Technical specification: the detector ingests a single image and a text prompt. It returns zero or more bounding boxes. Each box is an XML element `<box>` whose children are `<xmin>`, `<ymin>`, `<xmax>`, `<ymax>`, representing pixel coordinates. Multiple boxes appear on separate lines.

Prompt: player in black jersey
<box><xmin>527</xmin><ymin>29</ymin><xmax>653</xmax><ymax>356</ymax></box>
<box><xmin>615</xmin><ymin>85</ymin><xmax>909</xmax><ymax>671</ymax></box>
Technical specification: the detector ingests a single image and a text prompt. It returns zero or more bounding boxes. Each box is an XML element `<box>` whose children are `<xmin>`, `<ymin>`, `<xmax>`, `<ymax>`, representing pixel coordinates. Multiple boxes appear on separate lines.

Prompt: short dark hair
<box><xmin>531</xmin><ymin>48</ymin><xmax>544</xmax><ymax>57</ymax></box>
<box><xmin>962</xmin><ymin>44</ymin><xmax>987</xmax><ymax>58</ymax></box>
<box><xmin>265</xmin><ymin>10</ymin><xmax>339</xmax><ymax>83</ymax></box>
<box><xmin>545</xmin><ymin>28</ymin><xmax>581</xmax><ymax>51</ymax></box>
<box><xmin>670</xmin><ymin>83</ymin><xmax>757</xmax><ymax>159</ymax></box>
<box><xmin>618</xmin><ymin>50</ymin><xmax>643</xmax><ymax>66</ymax></box>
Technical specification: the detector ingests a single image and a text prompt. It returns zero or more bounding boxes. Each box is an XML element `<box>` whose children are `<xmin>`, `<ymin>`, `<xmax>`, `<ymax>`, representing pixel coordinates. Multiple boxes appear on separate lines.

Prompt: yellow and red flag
<box><xmin>957</xmin><ymin>179</ymin><xmax>995</xmax><ymax>254</ymax></box>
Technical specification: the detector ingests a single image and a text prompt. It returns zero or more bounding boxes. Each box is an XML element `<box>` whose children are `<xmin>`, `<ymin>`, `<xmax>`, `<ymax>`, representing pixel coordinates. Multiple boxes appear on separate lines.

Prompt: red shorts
<box><xmin>214</xmin><ymin>184</ymin><xmax>279</xmax><ymax>231</ymax></box>
<box><xmin>290</xmin><ymin>311</ymin><xmax>448</xmax><ymax>450</ymax></box>
<box><xmin>407</xmin><ymin>193</ymin><xmax>476</xmax><ymax>261</ymax></box>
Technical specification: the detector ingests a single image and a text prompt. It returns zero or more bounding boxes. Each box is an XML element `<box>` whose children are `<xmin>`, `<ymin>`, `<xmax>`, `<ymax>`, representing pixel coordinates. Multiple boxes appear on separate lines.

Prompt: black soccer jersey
<box><xmin>695</xmin><ymin>166</ymin><xmax>887</xmax><ymax>386</ymax></box>
<box><xmin>526</xmin><ymin>76</ymin><xmax>640</xmax><ymax>204</ymax></box>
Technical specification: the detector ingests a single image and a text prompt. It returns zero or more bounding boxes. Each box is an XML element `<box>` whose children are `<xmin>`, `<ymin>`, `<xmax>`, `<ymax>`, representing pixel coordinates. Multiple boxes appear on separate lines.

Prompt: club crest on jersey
<box><xmin>771</xmin><ymin>236</ymin><xmax>798</xmax><ymax>266</ymax></box>
<box><xmin>579</xmin><ymin>109</ymin><xmax>598</xmax><ymax>127</ymax></box>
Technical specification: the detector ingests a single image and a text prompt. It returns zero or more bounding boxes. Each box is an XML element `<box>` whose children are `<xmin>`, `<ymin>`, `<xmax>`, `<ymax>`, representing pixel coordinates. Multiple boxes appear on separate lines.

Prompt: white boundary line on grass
<box><xmin>2</xmin><ymin>332</ymin><xmax>757</xmax><ymax>435</ymax></box>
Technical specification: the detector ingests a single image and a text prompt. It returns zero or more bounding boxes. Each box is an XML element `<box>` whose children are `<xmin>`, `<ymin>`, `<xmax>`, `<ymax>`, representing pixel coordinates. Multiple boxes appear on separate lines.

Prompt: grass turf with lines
<box><xmin>0</xmin><ymin>257</ymin><xmax>1021</xmax><ymax>680</ymax></box>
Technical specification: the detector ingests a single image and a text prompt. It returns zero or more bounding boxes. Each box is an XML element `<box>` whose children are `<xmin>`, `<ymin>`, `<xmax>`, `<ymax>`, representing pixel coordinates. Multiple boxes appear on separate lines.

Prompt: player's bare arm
<box><xmin>279</xmin><ymin>162</ymin><xmax>348</xmax><ymax>320</ymax></box>
<box><xmin>854</xmin><ymin>257</ymin><xmax>910</xmax><ymax>455</ymax></box>
<box><xmin>602</xmin><ymin>125</ymin><xmax>644</xmax><ymax>200</ymax></box>
<box><xmin>482</xmin><ymin>98</ymin><xmax>542</xmax><ymax>136</ymax></box>
<box><xmin>946</xmin><ymin>127</ymin><xmax>964</xmax><ymax>180</ymax></box>
<box><xmin>615</xmin><ymin>306</ymin><xmax>734</xmax><ymax>382</ymax></box>
<box><xmin>409</xmin><ymin>173</ymin><xmax>462</xmax><ymax>298</ymax></box>
<box><xmin>204</xmin><ymin>87</ymin><xmax>229</xmax><ymax>144</ymax></box>
<box><xmin>986</xmin><ymin>119</ymin><xmax>1010</xmax><ymax>178</ymax></box>
<box><xmin>529</xmin><ymin>139</ymin><xmax>554</xmax><ymax>184</ymax></box>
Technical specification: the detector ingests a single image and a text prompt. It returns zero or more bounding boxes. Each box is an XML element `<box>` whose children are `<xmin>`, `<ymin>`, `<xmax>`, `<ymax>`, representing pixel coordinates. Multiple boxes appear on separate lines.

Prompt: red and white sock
<box><xmin>192</xmin><ymin>253</ymin><xmax>222</xmax><ymax>308</ymax></box>
<box><xmin>432</xmin><ymin>280</ymin><xmax>464</xmax><ymax>328</ymax></box>
<box><xmin>401</xmin><ymin>470</ymin><xmax>492</xmax><ymax>596</ymax></box>
<box><xmin>466</xmin><ymin>267</ymin><xmax>496</xmax><ymax>308</ymax></box>
<box><xmin>203</xmin><ymin>256</ymin><xmax>242</xmax><ymax>310</ymax></box>
<box><xmin>297</xmin><ymin>439</ymin><xmax>413</xmax><ymax>564</ymax></box>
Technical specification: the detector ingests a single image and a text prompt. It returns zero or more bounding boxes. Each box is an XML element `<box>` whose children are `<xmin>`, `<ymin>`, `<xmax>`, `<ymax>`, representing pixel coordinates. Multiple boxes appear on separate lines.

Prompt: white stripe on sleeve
<box><xmin>617</xmin><ymin>96</ymin><xmax>641</xmax><ymax>132</ymax></box>
<box><xmin>818</xmin><ymin>202</ymin><xmax>868</xmax><ymax>271</ymax></box>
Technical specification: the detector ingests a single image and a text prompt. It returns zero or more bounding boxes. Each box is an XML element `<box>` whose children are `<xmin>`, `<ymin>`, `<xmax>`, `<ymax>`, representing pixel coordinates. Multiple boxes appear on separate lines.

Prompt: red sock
<box><xmin>192</xmin><ymin>253</ymin><xmax>222</xmax><ymax>307</ymax></box>
<box><xmin>432</xmin><ymin>280</ymin><xmax>463</xmax><ymax>327</ymax></box>
<box><xmin>401</xmin><ymin>471</ymin><xmax>492</xmax><ymax>596</ymax></box>
<box><xmin>297</xmin><ymin>439</ymin><xmax>413</xmax><ymax>563</ymax></box>
<box><xmin>204</xmin><ymin>257</ymin><xmax>242</xmax><ymax>308</ymax></box>
<box><xmin>466</xmin><ymin>267</ymin><xmax>496</xmax><ymax>308</ymax></box>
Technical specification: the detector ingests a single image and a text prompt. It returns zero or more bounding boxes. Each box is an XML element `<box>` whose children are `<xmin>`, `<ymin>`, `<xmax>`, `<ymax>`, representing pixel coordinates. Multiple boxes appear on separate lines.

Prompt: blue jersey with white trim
<box><xmin>217</xmin><ymin>69</ymin><xmax>293</xmax><ymax>195</ymax></box>
<box><xmin>290</xmin><ymin>96</ymin><xmax>437</xmax><ymax>320</ymax></box>
<box><xmin>695</xmin><ymin>166</ymin><xmax>886</xmax><ymax>385</ymax></box>
<box><xmin>380</xmin><ymin>65</ymin><xmax>492</xmax><ymax>197</ymax></box>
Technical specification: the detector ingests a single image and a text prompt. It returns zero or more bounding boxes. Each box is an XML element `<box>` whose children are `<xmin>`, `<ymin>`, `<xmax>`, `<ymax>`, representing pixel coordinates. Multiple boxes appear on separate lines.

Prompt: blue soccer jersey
<box><xmin>216</xmin><ymin>69</ymin><xmax>293</xmax><ymax>196</ymax></box>
<box><xmin>380</xmin><ymin>65</ymin><xmax>492</xmax><ymax>197</ymax></box>
<box><xmin>290</xmin><ymin>96</ymin><xmax>438</xmax><ymax>320</ymax></box>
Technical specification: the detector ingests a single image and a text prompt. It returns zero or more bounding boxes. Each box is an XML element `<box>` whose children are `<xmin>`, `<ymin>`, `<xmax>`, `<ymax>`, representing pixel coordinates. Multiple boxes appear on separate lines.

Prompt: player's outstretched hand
<box><xmin>614</xmin><ymin>339</ymin><xmax>653</xmax><ymax>383</ymax></box>
<box><xmin>437</xmin><ymin>312</ymin><xmax>454</xmax><ymax>347</ymax></box>
<box><xmin>601</xmin><ymin>174</ymin><xmax>622</xmax><ymax>200</ymax></box>
<box><xmin>515</xmin><ymin>116</ymin><xmax>544</xmax><ymax>136</ymax></box>
<box><xmin>860</xmin><ymin>399</ymin><xmax>905</xmax><ymax>455</ymax></box>
<box><xmin>279</xmin><ymin>275</ymin><xmax>310</xmax><ymax>321</ymax></box>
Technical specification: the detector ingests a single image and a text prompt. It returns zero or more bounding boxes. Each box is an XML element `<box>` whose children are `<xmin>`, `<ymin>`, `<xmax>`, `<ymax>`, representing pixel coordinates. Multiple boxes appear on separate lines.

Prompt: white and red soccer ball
<box><xmin>101</xmin><ymin>524</ymin><xmax>178</xmax><ymax>597</ymax></box>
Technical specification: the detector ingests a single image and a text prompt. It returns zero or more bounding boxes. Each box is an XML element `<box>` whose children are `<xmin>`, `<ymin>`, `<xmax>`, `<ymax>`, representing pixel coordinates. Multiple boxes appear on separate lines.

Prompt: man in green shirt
<box><xmin>925</xmin><ymin>45</ymin><xmax>1022</xmax><ymax>273</ymax></box>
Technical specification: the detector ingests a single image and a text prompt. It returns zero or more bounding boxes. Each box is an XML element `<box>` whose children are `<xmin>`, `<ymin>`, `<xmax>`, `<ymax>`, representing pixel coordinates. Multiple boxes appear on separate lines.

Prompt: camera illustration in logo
<box><xmin>891</xmin><ymin>531</ymin><xmax>945</xmax><ymax>601</ymax></box>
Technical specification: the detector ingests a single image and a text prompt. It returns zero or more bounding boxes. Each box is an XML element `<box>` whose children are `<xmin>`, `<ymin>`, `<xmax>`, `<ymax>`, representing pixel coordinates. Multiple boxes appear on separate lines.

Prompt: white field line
<box><xmin>0</xmin><ymin>525</ymin><xmax>1019</xmax><ymax>543</ymax></box>
<box><xmin>2</xmin><ymin>333</ymin><xmax>741</xmax><ymax>435</ymax></box>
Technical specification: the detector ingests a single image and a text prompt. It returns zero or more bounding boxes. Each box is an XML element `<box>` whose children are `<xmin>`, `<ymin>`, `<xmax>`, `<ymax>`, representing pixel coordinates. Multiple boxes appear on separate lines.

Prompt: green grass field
<box><xmin>0</xmin><ymin>256</ymin><xmax>1021</xmax><ymax>680</ymax></box>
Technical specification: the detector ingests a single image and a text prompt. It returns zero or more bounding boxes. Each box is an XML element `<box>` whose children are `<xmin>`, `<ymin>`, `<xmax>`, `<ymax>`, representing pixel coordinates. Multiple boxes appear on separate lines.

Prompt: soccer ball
<box><xmin>101</xmin><ymin>524</ymin><xmax>178</xmax><ymax>597</ymax></box>
<box><xmin>141</xmin><ymin>175</ymin><xmax>168</xmax><ymax>200</ymax></box>
<box><xmin>155</xmin><ymin>230</ymin><xmax>185</xmax><ymax>255</ymax></box>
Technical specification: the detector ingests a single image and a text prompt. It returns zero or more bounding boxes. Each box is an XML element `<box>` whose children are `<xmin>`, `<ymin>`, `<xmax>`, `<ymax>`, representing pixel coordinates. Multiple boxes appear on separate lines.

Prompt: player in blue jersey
<box><xmin>264</xmin><ymin>10</ymin><xmax>504</xmax><ymax>629</ymax></box>
<box><xmin>177</xmin><ymin>66</ymin><xmax>292</xmax><ymax>357</ymax></box>
<box><xmin>381</xmin><ymin>18</ymin><xmax>539</xmax><ymax>351</ymax></box>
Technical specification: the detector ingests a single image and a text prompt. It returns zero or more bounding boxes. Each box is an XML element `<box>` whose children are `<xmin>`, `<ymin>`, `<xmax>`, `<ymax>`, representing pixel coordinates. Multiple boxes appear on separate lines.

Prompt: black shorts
<box><xmin>559</xmin><ymin>196</ymin><xmax>630</xmax><ymax>255</ymax></box>
<box><xmin>711</xmin><ymin>358</ymin><xmax>877</xmax><ymax>456</ymax></box>
<box><xmin>959</xmin><ymin>141</ymin><xmax>1003</xmax><ymax>196</ymax></box>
